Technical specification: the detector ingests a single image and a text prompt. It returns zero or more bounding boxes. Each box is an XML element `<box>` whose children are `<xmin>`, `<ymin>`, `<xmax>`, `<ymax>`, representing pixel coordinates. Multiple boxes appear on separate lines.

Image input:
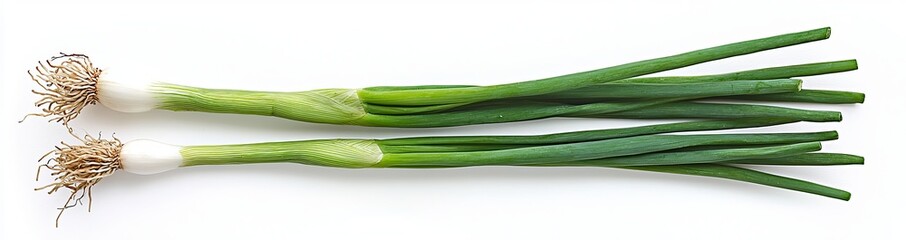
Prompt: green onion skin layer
<box><xmin>363</xmin><ymin>59</ymin><xmax>856</xmax><ymax>92</ymax></box>
<box><xmin>362</xmin><ymin>102</ymin><xmax>474</xmax><ymax>115</ymax></box>
<box><xmin>363</xmin><ymin>97</ymin><xmax>842</xmax><ymax>128</ymax></box>
<box><xmin>356</xmin><ymin>60</ymin><xmax>852</xmax><ymax>115</ymax></box>
<box><xmin>378</xmin><ymin>118</ymin><xmax>800</xmax><ymax>146</ymax></box>
<box><xmin>377</xmin><ymin>101</ymin><xmax>838</xmax><ymax>128</ymax></box>
<box><xmin>381</xmin><ymin>130</ymin><xmax>836</xmax><ymax>155</ymax></box>
<box><xmin>619</xmin><ymin>164</ymin><xmax>851</xmax><ymax>200</ymax></box>
<box><xmin>376</xmin><ymin>132</ymin><xmax>837</xmax><ymax>167</ymax></box>
<box><xmin>401</xmin><ymin>150</ymin><xmax>857</xmax><ymax>200</ymax></box>
<box><xmin>576</xmin><ymin>102</ymin><xmax>843</xmax><ymax>122</ymax></box>
<box><xmin>552</xmin><ymin>89</ymin><xmax>866</xmax><ymax>106</ymax></box>
<box><xmin>363</xmin><ymin>87</ymin><xmax>862</xmax><ymax>119</ymax></box>
<box><xmin>716</xmin><ymin>89</ymin><xmax>866</xmax><ymax>104</ymax></box>
<box><xmin>538</xmin><ymin>142</ymin><xmax>822</xmax><ymax>167</ymax></box>
<box><xmin>359</xmin><ymin>99</ymin><xmax>679</xmax><ymax>127</ymax></box>
<box><xmin>729</xmin><ymin>153</ymin><xmax>864</xmax><ymax>165</ymax></box>
<box><xmin>179</xmin><ymin>131</ymin><xmax>836</xmax><ymax>168</ymax></box>
<box><xmin>361</xmin><ymin>59</ymin><xmax>855</xmax><ymax>115</ymax></box>
<box><xmin>363</xmin><ymin>79</ymin><xmax>802</xmax><ymax>115</ymax></box>
<box><xmin>614</xmin><ymin>59</ymin><xmax>857</xmax><ymax>83</ymax></box>
<box><xmin>356</xmin><ymin>27</ymin><xmax>832</xmax><ymax>106</ymax></box>
<box><xmin>362</xmin><ymin>59</ymin><xmax>856</xmax><ymax>115</ymax></box>
<box><xmin>525</xmin><ymin>79</ymin><xmax>802</xmax><ymax>100</ymax></box>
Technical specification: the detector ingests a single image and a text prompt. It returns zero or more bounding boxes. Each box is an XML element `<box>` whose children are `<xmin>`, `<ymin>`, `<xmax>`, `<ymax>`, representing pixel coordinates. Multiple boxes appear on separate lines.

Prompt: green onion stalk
<box><xmin>26</xmin><ymin>27</ymin><xmax>860</xmax><ymax>129</ymax></box>
<box><xmin>37</xmin><ymin>118</ymin><xmax>861</xmax><ymax>226</ymax></box>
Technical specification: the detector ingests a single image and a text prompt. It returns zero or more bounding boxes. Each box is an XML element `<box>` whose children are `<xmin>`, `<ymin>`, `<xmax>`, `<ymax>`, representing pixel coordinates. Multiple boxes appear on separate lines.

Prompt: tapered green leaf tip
<box><xmin>791</xmin><ymin>79</ymin><xmax>804</xmax><ymax>91</ymax></box>
<box><xmin>817</xmin><ymin>185</ymin><xmax>851</xmax><ymax>201</ymax></box>
<box><xmin>801</xmin><ymin>27</ymin><xmax>832</xmax><ymax>40</ymax></box>
<box><xmin>826</xmin><ymin>130</ymin><xmax>840</xmax><ymax>140</ymax></box>
<box><xmin>847</xmin><ymin>59</ymin><xmax>858</xmax><ymax>70</ymax></box>
<box><xmin>839</xmin><ymin>191</ymin><xmax>852</xmax><ymax>201</ymax></box>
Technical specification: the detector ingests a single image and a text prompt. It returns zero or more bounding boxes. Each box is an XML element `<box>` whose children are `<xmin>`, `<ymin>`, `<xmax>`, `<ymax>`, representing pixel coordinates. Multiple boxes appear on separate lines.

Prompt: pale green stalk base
<box><xmin>181</xmin><ymin>139</ymin><xmax>383</xmax><ymax>168</ymax></box>
<box><xmin>155</xmin><ymin>84</ymin><xmax>369</xmax><ymax>125</ymax></box>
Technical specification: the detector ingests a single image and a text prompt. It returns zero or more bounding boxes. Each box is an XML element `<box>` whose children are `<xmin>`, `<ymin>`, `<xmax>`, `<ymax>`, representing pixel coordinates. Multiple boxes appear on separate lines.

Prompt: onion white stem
<box><xmin>95</xmin><ymin>71</ymin><xmax>160</xmax><ymax>113</ymax></box>
<box><xmin>119</xmin><ymin>139</ymin><xmax>183</xmax><ymax>175</ymax></box>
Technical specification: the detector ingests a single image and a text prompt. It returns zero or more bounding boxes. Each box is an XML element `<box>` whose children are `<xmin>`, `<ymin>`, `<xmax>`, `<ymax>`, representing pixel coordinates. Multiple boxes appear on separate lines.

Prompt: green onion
<box><xmin>35</xmin><ymin>118</ymin><xmax>859</xmax><ymax>226</ymax></box>
<box><xmin>27</xmin><ymin>28</ymin><xmax>846</xmax><ymax>128</ymax></box>
<box><xmin>36</xmin><ymin>127</ymin><xmax>851</xmax><ymax>212</ymax></box>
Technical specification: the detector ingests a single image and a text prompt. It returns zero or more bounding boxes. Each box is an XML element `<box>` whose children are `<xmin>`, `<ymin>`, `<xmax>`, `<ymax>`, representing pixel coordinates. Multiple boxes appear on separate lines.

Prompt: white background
<box><xmin>1</xmin><ymin>1</ymin><xmax>903</xmax><ymax>239</ymax></box>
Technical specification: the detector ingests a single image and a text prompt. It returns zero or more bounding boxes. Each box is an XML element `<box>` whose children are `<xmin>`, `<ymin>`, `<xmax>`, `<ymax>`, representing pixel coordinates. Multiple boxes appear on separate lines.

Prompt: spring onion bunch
<box><xmin>37</xmin><ymin>118</ymin><xmax>862</xmax><ymax>226</ymax></box>
<box><xmin>25</xmin><ymin>27</ymin><xmax>862</xmax><ymax>128</ymax></box>
<box><xmin>28</xmin><ymin>27</ymin><xmax>863</xmax><ymax>226</ymax></box>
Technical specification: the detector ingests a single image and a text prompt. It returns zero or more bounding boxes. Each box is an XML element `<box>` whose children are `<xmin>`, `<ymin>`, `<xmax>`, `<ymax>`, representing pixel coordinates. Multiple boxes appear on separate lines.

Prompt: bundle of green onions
<box><xmin>27</xmin><ymin>27</ymin><xmax>863</xmax><ymax>226</ymax></box>
<box><xmin>38</xmin><ymin>118</ymin><xmax>861</xmax><ymax>226</ymax></box>
<box><xmin>25</xmin><ymin>27</ymin><xmax>861</xmax><ymax>128</ymax></box>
